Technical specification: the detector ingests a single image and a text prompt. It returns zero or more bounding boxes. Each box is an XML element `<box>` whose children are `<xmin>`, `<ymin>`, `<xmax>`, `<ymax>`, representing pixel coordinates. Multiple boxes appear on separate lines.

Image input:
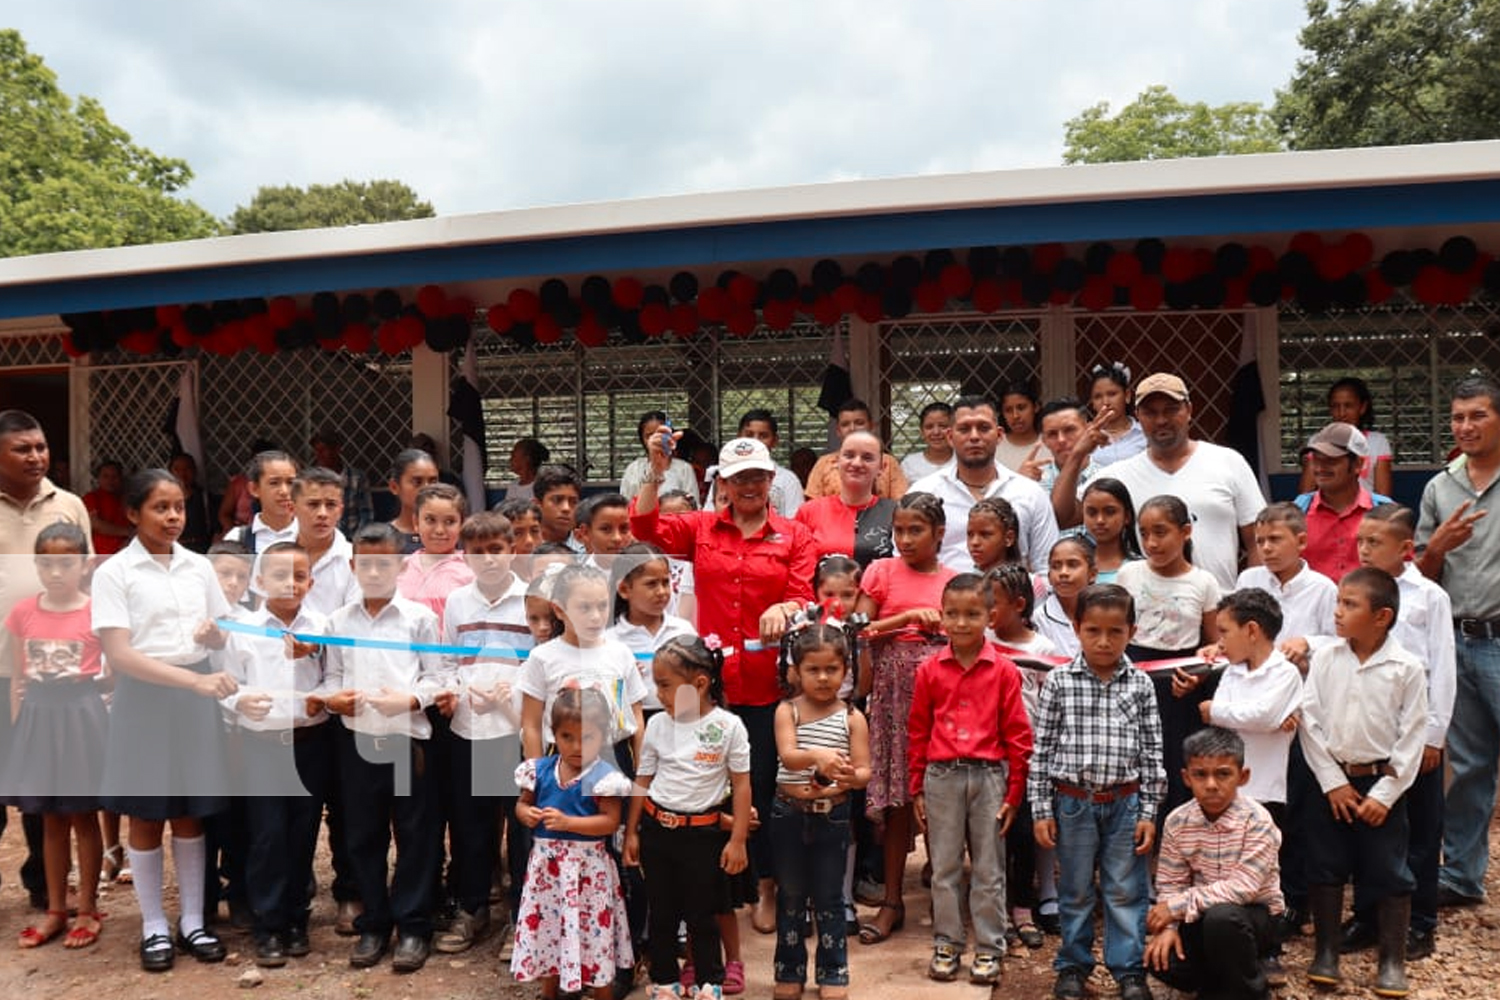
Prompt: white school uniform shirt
<box><xmin>322</xmin><ymin>595</ymin><xmax>447</xmax><ymax>739</ymax></box>
<box><xmin>909</xmin><ymin>460</ymin><xmax>1060</xmax><ymax>574</ymax></box>
<box><xmin>1393</xmin><ymin>563</ymin><xmax>1457</xmax><ymax>749</ymax></box>
<box><xmin>1208</xmin><ymin>650</ymin><xmax>1303</xmax><ymax>804</ymax></box>
<box><xmin>1234</xmin><ymin>562</ymin><xmax>1337</xmax><ymax>644</ymax></box>
<box><xmin>637</xmin><ymin>706</ymin><xmax>751</xmax><ymax>814</ymax></box>
<box><xmin>228</xmin><ymin>515</ymin><xmax>300</xmax><ymax>597</ymax></box>
<box><xmin>219</xmin><ymin>605</ymin><xmax>330</xmax><ymax>731</ymax></box>
<box><xmin>1299</xmin><ymin>636</ymin><xmax>1428</xmax><ymax>809</ymax></box>
<box><xmin>518</xmin><ymin>636</ymin><xmax>648</xmax><ymax>746</ymax></box>
<box><xmin>1117</xmin><ymin>562</ymin><xmax>1220</xmax><ymax>652</ymax></box>
<box><xmin>91</xmin><ymin>538</ymin><xmax>232</xmax><ymax>664</ymax></box>
<box><xmin>301</xmin><ymin>531</ymin><xmax>360</xmax><ymax>618</ymax></box>
<box><xmin>900</xmin><ymin>451</ymin><xmax>946</xmax><ymax>483</ymax></box>
<box><xmin>608</xmin><ymin>614</ymin><xmax>697</xmax><ymax>711</ymax></box>
<box><xmin>1034</xmin><ymin>589</ymin><xmax>1081</xmax><ymax>660</ymax></box>
<box><xmin>442</xmin><ymin>576</ymin><xmax>533</xmax><ymax>740</ymax></box>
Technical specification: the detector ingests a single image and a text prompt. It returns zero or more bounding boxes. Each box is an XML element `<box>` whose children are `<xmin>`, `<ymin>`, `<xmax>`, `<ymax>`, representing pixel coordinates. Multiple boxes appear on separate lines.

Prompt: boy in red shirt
<box><xmin>910</xmin><ymin>572</ymin><xmax>1034</xmax><ymax>986</ymax></box>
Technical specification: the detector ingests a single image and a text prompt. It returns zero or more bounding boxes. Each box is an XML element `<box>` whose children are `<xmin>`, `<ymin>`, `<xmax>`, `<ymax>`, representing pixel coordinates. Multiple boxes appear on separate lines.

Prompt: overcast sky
<box><xmin>11</xmin><ymin>0</ymin><xmax>1310</xmax><ymax>221</ymax></box>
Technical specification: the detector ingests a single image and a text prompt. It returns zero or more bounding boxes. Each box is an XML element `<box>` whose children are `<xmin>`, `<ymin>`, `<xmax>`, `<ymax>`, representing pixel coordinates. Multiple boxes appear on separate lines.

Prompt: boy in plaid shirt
<box><xmin>1030</xmin><ymin>583</ymin><xmax>1165</xmax><ymax>1000</ymax></box>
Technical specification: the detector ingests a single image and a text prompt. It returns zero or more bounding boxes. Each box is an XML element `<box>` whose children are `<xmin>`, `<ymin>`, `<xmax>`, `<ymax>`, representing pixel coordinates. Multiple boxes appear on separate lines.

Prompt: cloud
<box><xmin>8</xmin><ymin>0</ymin><xmax>1310</xmax><ymax>220</ymax></box>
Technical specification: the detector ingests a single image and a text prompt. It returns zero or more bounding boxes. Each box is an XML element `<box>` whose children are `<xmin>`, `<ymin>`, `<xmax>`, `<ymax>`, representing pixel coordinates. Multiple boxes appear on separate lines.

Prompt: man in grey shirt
<box><xmin>1416</xmin><ymin>376</ymin><xmax>1500</xmax><ymax>906</ymax></box>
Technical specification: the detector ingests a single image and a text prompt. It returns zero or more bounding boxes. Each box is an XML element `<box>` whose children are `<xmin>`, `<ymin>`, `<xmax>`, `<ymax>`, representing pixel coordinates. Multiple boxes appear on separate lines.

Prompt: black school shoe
<box><xmin>350</xmin><ymin>931</ymin><xmax>390</xmax><ymax>968</ymax></box>
<box><xmin>285</xmin><ymin>924</ymin><xmax>312</xmax><ymax>957</ymax></box>
<box><xmin>391</xmin><ymin>933</ymin><xmax>431</xmax><ymax>973</ymax></box>
<box><xmin>140</xmin><ymin>932</ymin><xmax>175</xmax><ymax>972</ymax></box>
<box><xmin>176</xmin><ymin>925</ymin><xmax>228</xmax><ymax>962</ymax></box>
<box><xmin>254</xmin><ymin>934</ymin><xmax>288</xmax><ymax>968</ymax></box>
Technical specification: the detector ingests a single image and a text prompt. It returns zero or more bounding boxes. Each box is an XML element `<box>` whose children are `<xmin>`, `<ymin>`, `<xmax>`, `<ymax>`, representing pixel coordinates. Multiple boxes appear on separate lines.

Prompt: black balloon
<box><xmin>881</xmin><ymin>286</ymin><xmax>914</xmax><ymax>319</ymax></box>
<box><xmin>373</xmin><ymin>289</ymin><xmax>402</xmax><ymax>319</ymax></box>
<box><xmin>1053</xmin><ymin>259</ymin><xmax>1086</xmax><ymax>292</ymax></box>
<box><xmin>1001</xmin><ymin>246</ymin><xmax>1032</xmax><ymax>278</ymax></box>
<box><xmin>1192</xmin><ymin>275</ymin><xmax>1226</xmax><ymax>309</ymax></box>
<box><xmin>617</xmin><ymin>311</ymin><xmax>646</xmax><ymax>344</ymax></box>
<box><xmin>341</xmin><ymin>293</ymin><xmax>371</xmax><ymax>324</ymax></box>
<box><xmin>311</xmin><ymin>291</ymin><xmax>340</xmax><ymax>323</ymax></box>
<box><xmin>1277</xmin><ymin>251</ymin><xmax>1315</xmax><ymax>283</ymax></box>
<box><xmin>1439</xmin><ymin>236</ymin><xmax>1478</xmax><ymax>274</ymax></box>
<box><xmin>1135</xmin><ymin>238</ymin><xmax>1166</xmax><ymax>274</ymax></box>
<box><xmin>581</xmin><ymin>275</ymin><xmax>612</xmax><ymax>310</ymax></box>
<box><xmin>1248</xmin><ymin>272</ymin><xmax>1282</xmax><ymax>307</ymax></box>
<box><xmin>890</xmin><ymin>255</ymin><xmax>922</xmax><ymax>290</ymax></box>
<box><xmin>1164</xmin><ymin>282</ymin><xmax>1195</xmax><ymax>310</ymax></box>
<box><xmin>184</xmin><ymin>305</ymin><xmax>215</xmax><ymax>337</ymax></box>
<box><xmin>669</xmin><ymin>271</ymin><xmax>699</xmax><ymax>303</ymax></box>
<box><xmin>540</xmin><ymin>278</ymin><xmax>571</xmax><ymax>311</ymax></box>
<box><xmin>966</xmin><ymin>246</ymin><xmax>1000</xmax><ymax>278</ymax></box>
<box><xmin>811</xmin><ymin>259</ymin><xmax>844</xmax><ymax>294</ymax></box>
<box><xmin>241</xmin><ymin>296</ymin><xmax>269</xmax><ymax>316</ymax></box>
<box><xmin>211</xmin><ymin>299</ymin><xmax>244</xmax><ymax>325</ymax></box>
<box><xmin>1020</xmin><ymin>273</ymin><xmax>1051</xmax><ymax>304</ymax></box>
<box><xmin>1378</xmin><ymin>250</ymin><xmax>1418</xmax><ymax>286</ymax></box>
<box><xmin>922</xmin><ymin>248</ymin><xmax>956</xmax><ymax>279</ymax></box>
<box><xmin>642</xmin><ymin>284</ymin><xmax>671</xmax><ymax>308</ymax></box>
<box><xmin>1484</xmin><ymin>260</ymin><xmax>1500</xmax><ymax>297</ymax></box>
<box><xmin>1214</xmin><ymin>243</ymin><xmax>1249</xmax><ymax>278</ymax></box>
<box><xmin>1332</xmin><ymin>274</ymin><xmax>1367</xmax><ymax>309</ymax></box>
<box><xmin>1084</xmin><ymin>242</ymin><xmax>1115</xmax><ymax>274</ymax></box>
<box><xmin>855</xmin><ymin>262</ymin><xmax>885</xmax><ymax>294</ymax></box>
<box><xmin>765</xmin><ymin>268</ymin><xmax>799</xmax><ymax>301</ymax></box>
<box><xmin>551</xmin><ymin>299</ymin><xmax>582</xmax><ymax>328</ymax></box>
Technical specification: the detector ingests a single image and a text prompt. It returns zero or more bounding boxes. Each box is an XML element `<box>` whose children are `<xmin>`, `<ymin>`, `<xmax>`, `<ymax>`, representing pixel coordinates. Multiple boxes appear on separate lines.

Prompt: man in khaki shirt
<box><xmin>0</xmin><ymin>410</ymin><xmax>92</xmax><ymax>906</ymax></box>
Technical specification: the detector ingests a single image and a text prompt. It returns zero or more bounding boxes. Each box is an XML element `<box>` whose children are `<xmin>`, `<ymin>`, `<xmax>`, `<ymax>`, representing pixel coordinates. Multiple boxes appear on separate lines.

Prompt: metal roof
<box><xmin>1</xmin><ymin>140</ymin><xmax>1498</xmax><ymax>321</ymax></box>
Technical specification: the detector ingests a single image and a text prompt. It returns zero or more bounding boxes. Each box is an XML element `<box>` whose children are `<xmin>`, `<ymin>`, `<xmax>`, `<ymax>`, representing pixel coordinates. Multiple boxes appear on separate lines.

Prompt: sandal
<box><xmin>856</xmin><ymin>903</ymin><xmax>904</xmax><ymax>945</ymax></box>
<box><xmin>723</xmin><ymin>959</ymin><xmax>745</xmax><ymax>995</ymax></box>
<box><xmin>100</xmin><ymin>844</ymin><xmax>124</xmax><ymax>884</ymax></box>
<box><xmin>65</xmin><ymin>912</ymin><xmax>103</xmax><ymax>949</ymax></box>
<box><xmin>1015</xmin><ymin>919</ymin><xmax>1045</xmax><ymax>949</ymax></box>
<box><xmin>19</xmin><ymin>910</ymin><xmax>68</xmax><ymax>949</ymax></box>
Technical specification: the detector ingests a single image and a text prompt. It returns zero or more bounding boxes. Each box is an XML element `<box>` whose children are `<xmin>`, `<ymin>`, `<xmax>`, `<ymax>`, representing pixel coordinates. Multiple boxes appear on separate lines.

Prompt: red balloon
<box><xmin>170</xmin><ymin>323</ymin><xmax>194</xmax><ymax>348</ymax></box>
<box><xmin>1033</xmin><ymin>242</ymin><xmax>1066</xmax><ymax>273</ymax></box>
<box><xmin>319</xmin><ymin>331</ymin><xmax>344</xmax><ymax>351</ymax></box>
<box><xmin>970</xmin><ymin>278</ymin><xmax>1004</xmax><ymax>313</ymax></box>
<box><xmin>533</xmin><ymin>314</ymin><xmax>562</xmax><ymax>344</ymax></box>
<box><xmin>728</xmin><ymin>274</ymin><xmax>760</xmax><ymax>308</ymax></box>
<box><xmin>155</xmin><ymin>304</ymin><xmax>184</xmax><ymax>328</ymax></box>
<box><xmin>1342</xmin><ymin>232</ymin><xmax>1375</xmax><ymax>270</ymax></box>
<box><xmin>1130</xmin><ymin>278</ymin><xmax>1164</xmax><ymax>311</ymax></box>
<box><xmin>268</xmin><ymin>295</ymin><xmax>298</xmax><ymax>328</ymax></box>
<box><xmin>245</xmin><ymin>314</ymin><xmax>275</xmax><ymax>351</ymax></box>
<box><xmin>939</xmin><ymin>263</ymin><xmax>973</xmax><ymax>299</ymax></box>
<box><xmin>122</xmin><ymin>329</ymin><xmax>156</xmax><ymax>354</ymax></box>
<box><xmin>486</xmin><ymin>304</ymin><xmax>514</xmax><ymax>333</ymax></box>
<box><xmin>1105</xmin><ymin>252</ymin><xmax>1142</xmax><ymax>286</ymax></box>
<box><xmin>1364</xmin><ymin>270</ymin><xmax>1394</xmax><ymax>305</ymax></box>
<box><xmin>831</xmin><ymin>282</ymin><xmax>861</xmax><ymax>313</ymax></box>
<box><xmin>416</xmin><ymin>284</ymin><xmax>448</xmax><ymax>317</ymax></box>
<box><xmin>639</xmin><ymin>303</ymin><xmax>671</xmax><ymax>337</ymax></box>
<box><xmin>576</xmin><ymin>312</ymin><xmax>608</xmax><ymax>348</ymax></box>
<box><xmin>1412</xmin><ymin>265</ymin><xmax>1446</xmax><ymax>305</ymax></box>
<box><xmin>1316</xmin><ymin>243</ymin><xmax>1352</xmax><ymax>281</ymax></box>
<box><xmin>914</xmin><ymin>281</ymin><xmax>946</xmax><ymax>314</ymax></box>
<box><xmin>855</xmin><ymin>293</ymin><xmax>883</xmax><ymax>324</ymax></box>
<box><xmin>1247</xmin><ymin>245</ymin><xmax>1278</xmax><ymax>274</ymax></box>
<box><xmin>1077</xmin><ymin>277</ymin><xmax>1113</xmax><ymax>312</ymax></box>
<box><xmin>812</xmin><ymin>295</ymin><xmax>843</xmax><ymax>326</ymax></box>
<box><xmin>1223</xmin><ymin>278</ymin><xmax>1248</xmax><ymax>309</ymax></box>
<box><xmin>61</xmin><ymin>335</ymin><xmax>86</xmax><ymax>358</ymax></box>
<box><xmin>507</xmin><ymin>288</ymin><xmax>541</xmax><ymax>323</ymax></box>
<box><xmin>761</xmin><ymin>299</ymin><xmax>794</xmax><ymax>330</ymax></box>
<box><xmin>377</xmin><ymin>320</ymin><xmax>405</xmax><ymax>354</ymax></box>
<box><xmin>611</xmin><ymin>277</ymin><xmax>644</xmax><ymax>310</ymax></box>
<box><xmin>447</xmin><ymin>296</ymin><xmax>475</xmax><ymax>320</ymax></box>
<box><xmin>1161</xmin><ymin>248</ymin><xmax>1196</xmax><ymax>284</ymax></box>
<box><xmin>697</xmin><ymin>286</ymin><xmax>731</xmax><ymax>322</ymax></box>
<box><xmin>725</xmin><ymin>309</ymin><xmax>758</xmax><ymax>336</ymax></box>
<box><xmin>1288</xmin><ymin>231</ymin><xmax>1323</xmax><ymax>258</ymax></box>
<box><xmin>669</xmin><ymin>304</ymin><xmax>699</xmax><ymax>337</ymax></box>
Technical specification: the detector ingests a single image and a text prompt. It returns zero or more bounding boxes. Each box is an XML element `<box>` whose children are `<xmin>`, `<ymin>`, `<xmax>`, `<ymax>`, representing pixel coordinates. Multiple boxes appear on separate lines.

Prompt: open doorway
<box><xmin>0</xmin><ymin>367</ymin><xmax>71</xmax><ymax>488</ymax></box>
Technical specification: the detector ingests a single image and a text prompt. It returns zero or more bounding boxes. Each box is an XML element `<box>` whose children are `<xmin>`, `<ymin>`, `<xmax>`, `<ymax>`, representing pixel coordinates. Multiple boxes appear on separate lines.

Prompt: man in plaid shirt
<box><xmin>1030</xmin><ymin>583</ymin><xmax>1166</xmax><ymax>1000</ymax></box>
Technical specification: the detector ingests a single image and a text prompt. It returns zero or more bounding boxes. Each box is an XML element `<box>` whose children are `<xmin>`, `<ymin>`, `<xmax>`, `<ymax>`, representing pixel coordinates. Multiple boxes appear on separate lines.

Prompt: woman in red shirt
<box><xmin>82</xmin><ymin>460</ymin><xmax>131</xmax><ymax>556</ymax></box>
<box><xmin>631</xmin><ymin>434</ymin><xmax>817</xmax><ymax>934</ymax></box>
<box><xmin>794</xmin><ymin>431</ymin><xmax>897</xmax><ymax>570</ymax></box>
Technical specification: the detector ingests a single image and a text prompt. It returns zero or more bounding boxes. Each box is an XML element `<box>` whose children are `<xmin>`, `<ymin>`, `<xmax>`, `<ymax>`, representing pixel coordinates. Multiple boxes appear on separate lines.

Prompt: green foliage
<box><xmin>1062</xmin><ymin>85</ymin><xmax>1283</xmax><ymax>165</ymax></box>
<box><xmin>226</xmin><ymin>180</ymin><xmax>436</xmax><ymax>234</ymax></box>
<box><xmin>1274</xmin><ymin>0</ymin><xmax>1500</xmax><ymax>149</ymax></box>
<box><xmin>0</xmin><ymin>29</ymin><xmax>219</xmax><ymax>257</ymax></box>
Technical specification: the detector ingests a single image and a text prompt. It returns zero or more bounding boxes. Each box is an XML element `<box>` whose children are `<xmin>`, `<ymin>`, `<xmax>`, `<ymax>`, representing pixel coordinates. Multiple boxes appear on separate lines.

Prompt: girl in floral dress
<box><xmin>511</xmin><ymin>688</ymin><xmax>634</xmax><ymax>998</ymax></box>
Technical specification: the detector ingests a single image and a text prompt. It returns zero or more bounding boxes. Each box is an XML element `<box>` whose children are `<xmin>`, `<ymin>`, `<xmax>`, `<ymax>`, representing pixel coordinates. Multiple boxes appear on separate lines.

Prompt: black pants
<box><xmin>1134</xmin><ymin>645</ymin><xmax>1215</xmax><ymax>820</ymax></box>
<box><xmin>1149</xmin><ymin>902</ymin><xmax>1276</xmax><ymax>1000</ymax></box>
<box><xmin>0</xmin><ymin>677</ymin><xmax>45</xmax><ymax>897</ymax></box>
<box><xmin>323</xmin><ymin>725</ymin><xmax>361</xmax><ymax>904</ymax></box>
<box><xmin>1353</xmin><ymin>754</ymin><xmax>1442</xmax><ymax>933</ymax></box>
<box><xmin>1304</xmin><ymin>773</ymin><xmax>1414</xmax><ymax>898</ymax></box>
<box><xmin>730</xmin><ymin>702</ymin><xmax>778</xmax><ymax>881</ymax></box>
<box><xmin>443</xmin><ymin>729</ymin><xmax>518</xmax><ymax>914</ymax></box>
<box><xmin>639</xmin><ymin>816</ymin><xmax>726</xmax><ymax>986</ymax></box>
<box><xmin>1281</xmin><ymin>740</ymin><xmax>1315</xmax><ymax>913</ymax></box>
<box><xmin>241</xmin><ymin>725</ymin><xmax>333</xmax><ymax>937</ymax></box>
<box><xmin>338</xmin><ymin>731</ymin><xmax>440</xmax><ymax>938</ymax></box>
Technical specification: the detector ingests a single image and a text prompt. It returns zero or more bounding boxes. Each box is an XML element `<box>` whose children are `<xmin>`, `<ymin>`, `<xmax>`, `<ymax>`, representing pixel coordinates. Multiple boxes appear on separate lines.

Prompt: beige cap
<box><xmin>1135</xmin><ymin>372</ymin><xmax>1190</xmax><ymax>402</ymax></box>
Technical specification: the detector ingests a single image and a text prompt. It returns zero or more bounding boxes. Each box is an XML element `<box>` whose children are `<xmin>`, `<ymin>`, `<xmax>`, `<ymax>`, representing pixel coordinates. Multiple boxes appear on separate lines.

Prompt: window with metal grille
<box><xmin>0</xmin><ymin>332</ymin><xmax>69</xmax><ymax>368</ymax></box>
<box><xmin>85</xmin><ymin>358</ymin><xmax>190</xmax><ymax>478</ymax></box>
<box><xmin>1278</xmin><ymin>301</ymin><xmax>1500</xmax><ymax>468</ymax></box>
<box><xmin>461</xmin><ymin>322</ymin><xmax>839</xmax><ymax>484</ymax></box>
<box><xmin>879</xmin><ymin>314</ymin><xmax>1042</xmax><ymax>459</ymax></box>
<box><xmin>1074</xmin><ymin>311</ymin><xmax>1248</xmax><ymax>446</ymax></box>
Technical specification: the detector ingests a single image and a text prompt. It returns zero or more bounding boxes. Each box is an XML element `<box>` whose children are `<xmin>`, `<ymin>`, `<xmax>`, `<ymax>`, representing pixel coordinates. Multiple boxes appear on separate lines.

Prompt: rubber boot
<box><xmin>1305</xmin><ymin>884</ymin><xmax>1344</xmax><ymax>987</ymax></box>
<box><xmin>1373</xmin><ymin>895</ymin><xmax>1411</xmax><ymax>998</ymax></box>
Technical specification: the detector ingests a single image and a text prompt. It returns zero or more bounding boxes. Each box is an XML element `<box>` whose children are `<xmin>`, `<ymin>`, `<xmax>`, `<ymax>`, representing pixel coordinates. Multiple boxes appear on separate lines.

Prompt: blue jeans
<box><xmin>1440</xmin><ymin>632</ymin><xmax>1500</xmax><ymax>899</ymax></box>
<box><xmin>1052</xmin><ymin>790</ymin><xmax>1148</xmax><ymax>980</ymax></box>
<box><xmin>771</xmin><ymin>797</ymin><xmax>850</xmax><ymax>987</ymax></box>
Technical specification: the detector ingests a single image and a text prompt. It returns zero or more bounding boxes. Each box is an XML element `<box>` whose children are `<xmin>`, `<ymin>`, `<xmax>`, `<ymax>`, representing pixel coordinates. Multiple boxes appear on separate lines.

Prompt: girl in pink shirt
<box><xmin>396</xmin><ymin>483</ymin><xmax>475</xmax><ymax>629</ymax></box>
<box><xmin>852</xmin><ymin>492</ymin><xmax>956</xmax><ymax>944</ymax></box>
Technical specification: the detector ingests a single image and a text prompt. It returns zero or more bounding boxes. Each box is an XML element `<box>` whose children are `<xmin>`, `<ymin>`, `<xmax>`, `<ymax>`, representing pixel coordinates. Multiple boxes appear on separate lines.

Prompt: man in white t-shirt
<box><xmin>909</xmin><ymin>395</ymin><xmax>1059</xmax><ymax>574</ymax></box>
<box><xmin>1093</xmin><ymin>373</ymin><xmax>1265</xmax><ymax>590</ymax></box>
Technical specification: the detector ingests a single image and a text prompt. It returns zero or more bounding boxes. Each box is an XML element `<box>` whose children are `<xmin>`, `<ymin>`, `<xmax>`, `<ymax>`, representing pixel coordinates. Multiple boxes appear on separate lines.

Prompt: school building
<box><xmin>0</xmin><ymin>140</ymin><xmax>1497</xmax><ymax>509</ymax></box>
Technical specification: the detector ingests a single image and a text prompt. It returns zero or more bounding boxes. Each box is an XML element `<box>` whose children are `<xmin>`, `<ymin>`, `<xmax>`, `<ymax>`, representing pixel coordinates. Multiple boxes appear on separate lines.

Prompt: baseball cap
<box><xmin>717</xmin><ymin>437</ymin><xmax>776</xmax><ymax>477</ymax></box>
<box><xmin>1134</xmin><ymin>372</ymin><xmax>1190</xmax><ymax>402</ymax></box>
<box><xmin>1302</xmin><ymin>422</ymin><xmax>1369</xmax><ymax>459</ymax></box>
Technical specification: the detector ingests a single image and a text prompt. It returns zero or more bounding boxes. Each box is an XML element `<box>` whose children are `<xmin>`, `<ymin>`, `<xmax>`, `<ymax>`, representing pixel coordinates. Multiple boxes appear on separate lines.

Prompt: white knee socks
<box><xmin>126</xmin><ymin>844</ymin><xmax>168</xmax><ymax>939</ymax></box>
<box><xmin>172</xmin><ymin>834</ymin><xmax>208</xmax><ymax>935</ymax></box>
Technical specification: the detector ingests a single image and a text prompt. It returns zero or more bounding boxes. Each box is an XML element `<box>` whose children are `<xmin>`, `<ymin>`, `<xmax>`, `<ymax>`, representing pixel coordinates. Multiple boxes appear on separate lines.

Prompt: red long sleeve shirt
<box><xmin>630</xmin><ymin>502</ymin><xmax>816</xmax><ymax>706</ymax></box>
<box><xmin>908</xmin><ymin>641</ymin><xmax>1034</xmax><ymax>805</ymax></box>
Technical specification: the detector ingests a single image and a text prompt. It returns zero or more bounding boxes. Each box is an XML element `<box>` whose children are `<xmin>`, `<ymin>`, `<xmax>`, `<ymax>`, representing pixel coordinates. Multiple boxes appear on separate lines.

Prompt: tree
<box><xmin>1274</xmin><ymin>0</ymin><xmax>1500</xmax><ymax>149</ymax></box>
<box><xmin>1062</xmin><ymin>85</ymin><xmax>1283</xmax><ymax>165</ymax></box>
<box><xmin>0</xmin><ymin>29</ymin><xmax>219</xmax><ymax>258</ymax></box>
<box><xmin>226</xmin><ymin>180</ymin><xmax>436</xmax><ymax>234</ymax></box>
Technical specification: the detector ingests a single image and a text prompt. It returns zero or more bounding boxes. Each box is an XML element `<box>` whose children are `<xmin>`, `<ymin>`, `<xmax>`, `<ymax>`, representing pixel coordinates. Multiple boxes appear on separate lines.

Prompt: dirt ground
<box><xmin>1</xmin><ymin>813</ymin><xmax>1498</xmax><ymax>1000</ymax></box>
